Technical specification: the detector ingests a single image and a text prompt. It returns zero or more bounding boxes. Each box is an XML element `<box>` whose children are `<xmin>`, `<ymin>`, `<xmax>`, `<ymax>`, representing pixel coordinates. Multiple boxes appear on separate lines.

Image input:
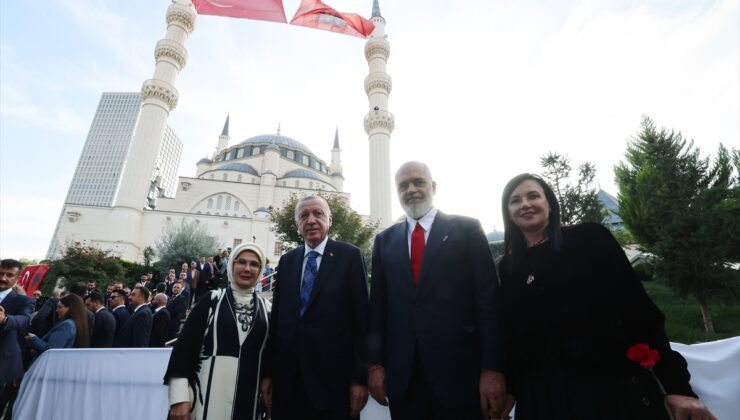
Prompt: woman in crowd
<box><xmin>164</xmin><ymin>243</ymin><xmax>270</xmax><ymax>420</ymax></box>
<box><xmin>498</xmin><ymin>173</ymin><xmax>716</xmax><ymax>420</ymax></box>
<box><xmin>25</xmin><ymin>294</ymin><xmax>90</xmax><ymax>357</ymax></box>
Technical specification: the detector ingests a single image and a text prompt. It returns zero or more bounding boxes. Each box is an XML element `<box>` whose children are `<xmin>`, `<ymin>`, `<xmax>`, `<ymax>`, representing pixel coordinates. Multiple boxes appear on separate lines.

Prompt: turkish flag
<box><xmin>18</xmin><ymin>264</ymin><xmax>51</xmax><ymax>295</ymax></box>
<box><xmin>192</xmin><ymin>0</ymin><xmax>288</xmax><ymax>23</ymax></box>
<box><xmin>290</xmin><ymin>0</ymin><xmax>375</xmax><ymax>38</ymax></box>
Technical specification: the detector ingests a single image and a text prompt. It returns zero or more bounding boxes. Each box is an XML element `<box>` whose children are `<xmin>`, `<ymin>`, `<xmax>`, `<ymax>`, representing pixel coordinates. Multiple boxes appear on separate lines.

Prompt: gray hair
<box><xmin>294</xmin><ymin>195</ymin><xmax>331</xmax><ymax>220</ymax></box>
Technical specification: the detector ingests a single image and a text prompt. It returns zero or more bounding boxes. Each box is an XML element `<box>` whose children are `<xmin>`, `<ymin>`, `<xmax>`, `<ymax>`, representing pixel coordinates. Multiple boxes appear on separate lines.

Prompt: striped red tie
<box><xmin>410</xmin><ymin>222</ymin><xmax>425</xmax><ymax>285</ymax></box>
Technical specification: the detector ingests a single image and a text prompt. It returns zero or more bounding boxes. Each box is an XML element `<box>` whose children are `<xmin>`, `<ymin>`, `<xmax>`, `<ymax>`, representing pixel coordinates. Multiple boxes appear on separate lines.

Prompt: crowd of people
<box><xmin>0</xmin><ymin>161</ymin><xmax>719</xmax><ymax>420</ymax></box>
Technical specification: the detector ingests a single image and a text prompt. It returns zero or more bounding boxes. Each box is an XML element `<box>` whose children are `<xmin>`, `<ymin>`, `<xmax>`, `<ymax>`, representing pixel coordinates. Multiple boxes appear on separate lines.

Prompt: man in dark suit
<box><xmin>113</xmin><ymin>286</ymin><xmax>152</xmax><ymax>347</ymax></box>
<box><xmin>109</xmin><ymin>289</ymin><xmax>130</xmax><ymax>339</ymax></box>
<box><xmin>165</xmin><ymin>282</ymin><xmax>188</xmax><ymax>341</ymax></box>
<box><xmin>149</xmin><ymin>293</ymin><xmax>170</xmax><ymax>347</ymax></box>
<box><xmin>197</xmin><ymin>256</ymin><xmax>212</xmax><ymax>294</ymax></box>
<box><xmin>260</xmin><ymin>196</ymin><xmax>369</xmax><ymax>420</ymax></box>
<box><xmin>0</xmin><ymin>259</ymin><xmax>35</xmax><ymax>415</ymax></box>
<box><xmin>367</xmin><ymin>162</ymin><xmax>507</xmax><ymax>420</ymax></box>
<box><xmin>85</xmin><ymin>292</ymin><xmax>116</xmax><ymax>348</ymax></box>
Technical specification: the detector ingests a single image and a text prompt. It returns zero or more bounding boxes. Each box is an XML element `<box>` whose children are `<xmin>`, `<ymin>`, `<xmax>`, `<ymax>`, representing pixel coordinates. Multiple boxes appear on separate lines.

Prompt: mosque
<box><xmin>46</xmin><ymin>0</ymin><xmax>393</xmax><ymax>264</ymax></box>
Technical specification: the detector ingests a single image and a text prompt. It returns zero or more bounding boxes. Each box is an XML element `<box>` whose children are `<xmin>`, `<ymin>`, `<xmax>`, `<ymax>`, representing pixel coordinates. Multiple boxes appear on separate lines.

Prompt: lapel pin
<box><xmin>329</xmin><ymin>252</ymin><xmax>334</xmax><ymax>257</ymax></box>
<box><xmin>442</xmin><ymin>235</ymin><xmax>448</xmax><ymax>242</ymax></box>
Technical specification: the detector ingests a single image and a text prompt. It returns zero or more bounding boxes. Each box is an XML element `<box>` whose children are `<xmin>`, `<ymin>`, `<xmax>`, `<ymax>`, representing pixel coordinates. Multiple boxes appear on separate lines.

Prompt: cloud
<box><xmin>0</xmin><ymin>195</ymin><xmax>61</xmax><ymax>260</ymax></box>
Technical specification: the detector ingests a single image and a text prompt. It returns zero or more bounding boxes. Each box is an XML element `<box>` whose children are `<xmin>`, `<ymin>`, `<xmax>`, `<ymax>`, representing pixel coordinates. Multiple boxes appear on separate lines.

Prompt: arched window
<box><xmin>309</xmin><ymin>181</ymin><xmax>313</xmax><ymax>189</ymax></box>
<box><xmin>234</xmin><ymin>201</ymin><xmax>240</xmax><ymax>211</ymax></box>
<box><xmin>237</xmin><ymin>174</ymin><xmax>242</xmax><ymax>182</ymax></box>
<box><xmin>217</xmin><ymin>195</ymin><xmax>223</xmax><ymax>209</ymax></box>
<box><xmin>295</xmin><ymin>180</ymin><xmax>300</xmax><ymax>187</ymax></box>
<box><xmin>223</xmin><ymin>173</ymin><xmax>228</xmax><ymax>181</ymax></box>
<box><xmin>207</xmin><ymin>198</ymin><xmax>213</xmax><ymax>209</ymax></box>
<box><xmin>225</xmin><ymin>196</ymin><xmax>232</xmax><ymax>210</ymax></box>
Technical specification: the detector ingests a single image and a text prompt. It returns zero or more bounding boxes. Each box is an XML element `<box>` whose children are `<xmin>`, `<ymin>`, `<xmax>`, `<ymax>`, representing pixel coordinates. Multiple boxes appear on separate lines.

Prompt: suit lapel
<box><xmin>415</xmin><ymin>212</ymin><xmax>452</xmax><ymax>296</ymax></box>
<box><xmin>390</xmin><ymin>221</ymin><xmax>416</xmax><ymax>293</ymax></box>
<box><xmin>305</xmin><ymin>239</ymin><xmax>337</xmax><ymax>312</ymax></box>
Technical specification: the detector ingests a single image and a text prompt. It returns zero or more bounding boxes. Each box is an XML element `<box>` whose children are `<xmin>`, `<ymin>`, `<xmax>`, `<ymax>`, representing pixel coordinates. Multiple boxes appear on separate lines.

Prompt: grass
<box><xmin>643</xmin><ymin>280</ymin><xmax>740</xmax><ymax>344</ymax></box>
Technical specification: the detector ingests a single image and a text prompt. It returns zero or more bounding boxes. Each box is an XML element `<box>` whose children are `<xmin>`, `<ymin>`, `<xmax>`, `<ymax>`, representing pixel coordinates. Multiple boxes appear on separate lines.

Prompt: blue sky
<box><xmin>1</xmin><ymin>0</ymin><xmax>738</xmax><ymax>260</ymax></box>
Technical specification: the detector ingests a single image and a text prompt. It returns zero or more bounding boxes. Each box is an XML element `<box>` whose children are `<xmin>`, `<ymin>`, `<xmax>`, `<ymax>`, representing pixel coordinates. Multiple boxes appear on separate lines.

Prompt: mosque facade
<box><xmin>46</xmin><ymin>0</ymin><xmax>392</xmax><ymax>264</ymax></box>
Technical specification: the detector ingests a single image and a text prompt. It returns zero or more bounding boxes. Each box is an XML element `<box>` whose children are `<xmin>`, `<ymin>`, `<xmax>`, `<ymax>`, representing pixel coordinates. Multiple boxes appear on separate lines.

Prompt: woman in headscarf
<box><xmin>164</xmin><ymin>243</ymin><xmax>270</xmax><ymax>420</ymax></box>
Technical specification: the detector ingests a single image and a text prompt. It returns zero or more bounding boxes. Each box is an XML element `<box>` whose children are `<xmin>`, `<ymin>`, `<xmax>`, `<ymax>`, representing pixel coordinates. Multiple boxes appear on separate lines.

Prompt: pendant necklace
<box><xmin>525</xmin><ymin>237</ymin><xmax>548</xmax><ymax>285</ymax></box>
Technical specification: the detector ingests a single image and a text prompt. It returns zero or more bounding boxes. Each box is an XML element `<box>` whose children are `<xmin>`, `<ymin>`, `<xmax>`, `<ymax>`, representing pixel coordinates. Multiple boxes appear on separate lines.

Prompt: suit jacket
<box><xmin>0</xmin><ymin>291</ymin><xmax>35</xmax><ymax>383</ymax></box>
<box><xmin>189</xmin><ymin>269</ymin><xmax>200</xmax><ymax>289</ymax></box>
<box><xmin>197</xmin><ymin>262</ymin><xmax>213</xmax><ymax>286</ymax></box>
<box><xmin>114</xmin><ymin>305</ymin><xmax>152</xmax><ymax>347</ymax></box>
<box><xmin>166</xmin><ymin>293</ymin><xmax>188</xmax><ymax>340</ymax></box>
<box><xmin>368</xmin><ymin>211</ymin><xmax>503</xmax><ymax>407</ymax></box>
<box><xmin>112</xmin><ymin>306</ymin><xmax>130</xmax><ymax>337</ymax></box>
<box><xmin>91</xmin><ymin>307</ymin><xmax>116</xmax><ymax>348</ymax></box>
<box><xmin>149</xmin><ymin>307</ymin><xmax>170</xmax><ymax>347</ymax></box>
<box><xmin>265</xmin><ymin>239</ymin><xmax>369</xmax><ymax>411</ymax></box>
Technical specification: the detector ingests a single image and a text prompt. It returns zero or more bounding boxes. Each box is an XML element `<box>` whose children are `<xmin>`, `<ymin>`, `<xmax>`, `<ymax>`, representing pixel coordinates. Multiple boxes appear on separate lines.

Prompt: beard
<box><xmin>401</xmin><ymin>196</ymin><xmax>433</xmax><ymax>219</ymax></box>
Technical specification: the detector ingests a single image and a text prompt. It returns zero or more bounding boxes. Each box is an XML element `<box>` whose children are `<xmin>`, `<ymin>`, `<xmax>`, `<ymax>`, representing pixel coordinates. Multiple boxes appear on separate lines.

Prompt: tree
<box><xmin>43</xmin><ymin>242</ymin><xmax>125</xmax><ymax>295</ymax></box>
<box><xmin>540</xmin><ymin>152</ymin><xmax>604</xmax><ymax>224</ymax></box>
<box><xmin>154</xmin><ymin>219</ymin><xmax>217</xmax><ymax>273</ymax></box>
<box><xmin>615</xmin><ymin>116</ymin><xmax>740</xmax><ymax>332</ymax></box>
<box><xmin>270</xmin><ymin>193</ymin><xmax>378</xmax><ymax>256</ymax></box>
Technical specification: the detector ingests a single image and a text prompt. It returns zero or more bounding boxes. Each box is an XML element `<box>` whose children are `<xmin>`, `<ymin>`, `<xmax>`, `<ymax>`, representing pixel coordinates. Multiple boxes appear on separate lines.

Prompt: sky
<box><xmin>1</xmin><ymin>0</ymin><xmax>738</xmax><ymax>260</ymax></box>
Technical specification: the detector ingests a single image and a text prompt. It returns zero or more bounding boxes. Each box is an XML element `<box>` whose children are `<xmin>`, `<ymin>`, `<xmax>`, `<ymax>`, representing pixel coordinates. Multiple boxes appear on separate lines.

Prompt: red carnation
<box><xmin>626</xmin><ymin>343</ymin><xmax>661</xmax><ymax>368</ymax></box>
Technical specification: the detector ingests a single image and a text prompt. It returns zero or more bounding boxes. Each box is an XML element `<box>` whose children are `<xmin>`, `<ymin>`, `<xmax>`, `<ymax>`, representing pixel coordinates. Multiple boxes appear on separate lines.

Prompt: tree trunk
<box><xmin>696</xmin><ymin>296</ymin><xmax>715</xmax><ymax>333</ymax></box>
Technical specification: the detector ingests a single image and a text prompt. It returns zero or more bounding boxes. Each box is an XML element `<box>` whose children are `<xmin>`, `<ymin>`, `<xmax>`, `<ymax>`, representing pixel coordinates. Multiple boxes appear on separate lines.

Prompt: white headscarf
<box><xmin>226</xmin><ymin>242</ymin><xmax>266</xmax><ymax>294</ymax></box>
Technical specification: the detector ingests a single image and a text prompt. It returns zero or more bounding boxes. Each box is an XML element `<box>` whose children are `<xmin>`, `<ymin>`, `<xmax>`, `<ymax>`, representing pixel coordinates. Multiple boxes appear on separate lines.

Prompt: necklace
<box><xmin>234</xmin><ymin>302</ymin><xmax>255</xmax><ymax>332</ymax></box>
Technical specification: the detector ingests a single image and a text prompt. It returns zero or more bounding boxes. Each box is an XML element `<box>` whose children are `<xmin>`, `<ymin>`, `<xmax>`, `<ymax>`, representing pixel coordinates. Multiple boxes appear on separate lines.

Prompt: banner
<box><xmin>191</xmin><ymin>0</ymin><xmax>287</xmax><ymax>23</ymax></box>
<box><xmin>18</xmin><ymin>264</ymin><xmax>51</xmax><ymax>294</ymax></box>
<box><xmin>290</xmin><ymin>0</ymin><xmax>375</xmax><ymax>38</ymax></box>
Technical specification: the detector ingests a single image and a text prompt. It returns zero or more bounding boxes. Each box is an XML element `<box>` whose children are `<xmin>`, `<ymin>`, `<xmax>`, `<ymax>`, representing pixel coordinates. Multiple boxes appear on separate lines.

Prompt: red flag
<box><xmin>18</xmin><ymin>264</ymin><xmax>51</xmax><ymax>295</ymax></box>
<box><xmin>290</xmin><ymin>0</ymin><xmax>375</xmax><ymax>38</ymax></box>
<box><xmin>192</xmin><ymin>0</ymin><xmax>288</xmax><ymax>23</ymax></box>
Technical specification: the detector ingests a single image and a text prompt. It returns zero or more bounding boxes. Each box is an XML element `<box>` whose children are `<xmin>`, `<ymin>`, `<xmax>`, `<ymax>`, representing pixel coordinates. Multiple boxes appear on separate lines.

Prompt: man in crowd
<box><xmin>0</xmin><ymin>259</ymin><xmax>35</xmax><ymax>416</ymax></box>
<box><xmin>197</xmin><ymin>256</ymin><xmax>212</xmax><ymax>296</ymax></box>
<box><xmin>367</xmin><ymin>161</ymin><xmax>507</xmax><ymax>420</ymax></box>
<box><xmin>164</xmin><ymin>269</ymin><xmax>177</xmax><ymax>297</ymax></box>
<box><xmin>188</xmin><ymin>261</ymin><xmax>200</xmax><ymax>306</ymax></box>
<box><xmin>85</xmin><ymin>292</ymin><xmax>116</xmax><ymax>348</ymax></box>
<box><xmin>260</xmin><ymin>196</ymin><xmax>369</xmax><ymax>419</ymax></box>
<box><xmin>114</xmin><ymin>286</ymin><xmax>152</xmax><ymax>347</ymax></box>
<box><xmin>109</xmin><ymin>289</ymin><xmax>130</xmax><ymax>339</ymax></box>
<box><xmin>166</xmin><ymin>282</ymin><xmax>188</xmax><ymax>341</ymax></box>
<box><xmin>149</xmin><ymin>293</ymin><xmax>170</xmax><ymax>347</ymax></box>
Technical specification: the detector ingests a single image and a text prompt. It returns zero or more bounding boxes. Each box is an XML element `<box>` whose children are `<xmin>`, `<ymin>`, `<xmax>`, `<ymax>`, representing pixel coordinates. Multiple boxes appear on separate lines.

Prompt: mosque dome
<box><xmin>281</xmin><ymin>169</ymin><xmax>326</xmax><ymax>181</ymax></box>
<box><xmin>216</xmin><ymin>163</ymin><xmax>259</xmax><ymax>176</ymax></box>
<box><xmin>239</xmin><ymin>134</ymin><xmax>313</xmax><ymax>155</ymax></box>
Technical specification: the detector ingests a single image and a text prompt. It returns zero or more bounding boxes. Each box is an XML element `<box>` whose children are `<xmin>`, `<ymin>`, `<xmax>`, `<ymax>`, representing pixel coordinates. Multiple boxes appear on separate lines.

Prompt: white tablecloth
<box><xmin>13</xmin><ymin>337</ymin><xmax>740</xmax><ymax>420</ymax></box>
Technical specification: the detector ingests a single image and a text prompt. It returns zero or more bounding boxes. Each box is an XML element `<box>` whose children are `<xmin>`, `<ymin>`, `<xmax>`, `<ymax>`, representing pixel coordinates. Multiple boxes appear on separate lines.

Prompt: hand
<box><xmin>259</xmin><ymin>378</ymin><xmax>273</xmax><ymax>419</ymax></box>
<box><xmin>501</xmin><ymin>394</ymin><xmax>516</xmax><ymax>420</ymax></box>
<box><xmin>169</xmin><ymin>401</ymin><xmax>191</xmax><ymax>420</ymax></box>
<box><xmin>0</xmin><ymin>306</ymin><xmax>6</xmax><ymax>325</ymax></box>
<box><xmin>368</xmin><ymin>365</ymin><xmax>388</xmax><ymax>406</ymax></box>
<box><xmin>479</xmin><ymin>370</ymin><xmax>507</xmax><ymax>419</ymax></box>
<box><xmin>665</xmin><ymin>394</ymin><xmax>717</xmax><ymax>420</ymax></box>
<box><xmin>349</xmin><ymin>383</ymin><xmax>369</xmax><ymax>417</ymax></box>
<box><xmin>24</xmin><ymin>333</ymin><xmax>36</xmax><ymax>341</ymax></box>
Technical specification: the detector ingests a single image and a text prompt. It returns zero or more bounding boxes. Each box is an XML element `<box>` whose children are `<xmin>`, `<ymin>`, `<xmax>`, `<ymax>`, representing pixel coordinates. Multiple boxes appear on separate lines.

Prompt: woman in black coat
<box><xmin>498</xmin><ymin>173</ymin><xmax>715</xmax><ymax>420</ymax></box>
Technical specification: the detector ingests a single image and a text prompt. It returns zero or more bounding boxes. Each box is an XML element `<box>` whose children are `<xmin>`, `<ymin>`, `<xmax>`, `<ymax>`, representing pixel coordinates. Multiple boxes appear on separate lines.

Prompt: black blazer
<box><xmin>0</xmin><ymin>291</ymin><xmax>35</xmax><ymax>384</ymax></box>
<box><xmin>114</xmin><ymin>305</ymin><xmax>152</xmax><ymax>347</ymax></box>
<box><xmin>149</xmin><ymin>307</ymin><xmax>170</xmax><ymax>347</ymax></box>
<box><xmin>166</xmin><ymin>294</ymin><xmax>188</xmax><ymax>340</ymax></box>
<box><xmin>112</xmin><ymin>306</ymin><xmax>130</xmax><ymax>337</ymax></box>
<box><xmin>368</xmin><ymin>212</ymin><xmax>504</xmax><ymax>407</ymax></box>
<box><xmin>91</xmin><ymin>307</ymin><xmax>116</xmax><ymax>348</ymax></box>
<box><xmin>265</xmin><ymin>239</ymin><xmax>369</xmax><ymax>411</ymax></box>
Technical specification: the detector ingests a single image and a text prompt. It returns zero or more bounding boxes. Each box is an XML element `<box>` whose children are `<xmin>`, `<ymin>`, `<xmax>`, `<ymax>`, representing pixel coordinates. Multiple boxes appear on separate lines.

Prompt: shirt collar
<box><xmin>405</xmin><ymin>207</ymin><xmax>438</xmax><ymax>233</ymax></box>
<box><xmin>133</xmin><ymin>303</ymin><xmax>147</xmax><ymax>313</ymax></box>
<box><xmin>305</xmin><ymin>235</ymin><xmax>329</xmax><ymax>257</ymax></box>
<box><xmin>113</xmin><ymin>304</ymin><xmax>126</xmax><ymax>311</ymax></box>
<box><xmin>154</xmin><ymin>306</ymin><xmax>164</xmax><ymax>313</ymax></box>
<box><xmin>0</xmin><ymin>288</ymin><xmax>12</xmax><ymax>301</ymax></box>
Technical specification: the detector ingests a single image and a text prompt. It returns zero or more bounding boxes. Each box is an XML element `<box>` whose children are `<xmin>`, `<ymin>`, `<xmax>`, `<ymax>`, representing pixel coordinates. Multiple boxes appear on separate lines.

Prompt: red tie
<box><xmin>410</xmin><ymin>222</ymin><xmax>425</xmax><ymax>285</ymax></box>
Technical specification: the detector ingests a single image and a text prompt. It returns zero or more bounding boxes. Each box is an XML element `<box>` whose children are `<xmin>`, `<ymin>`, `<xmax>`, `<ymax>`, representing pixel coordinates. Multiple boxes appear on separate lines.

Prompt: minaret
<box><xmin>217</xmin><ymin>113</ymin><xmax>230</xmax><ymax>152</ymax></box>
<box><xmin>364</xmin><ymin>0</ymin><xmax>394</xmax><ymax>227</ymax></box>
<box><xmin>114</xmin><ymin>0</ymin><xmax>195</xmax><ymax>210</ymax></box>
<box><xmin>329</xmin><ymin>127</ymin><xmax>344</xmax><ymax>191</ymax></box>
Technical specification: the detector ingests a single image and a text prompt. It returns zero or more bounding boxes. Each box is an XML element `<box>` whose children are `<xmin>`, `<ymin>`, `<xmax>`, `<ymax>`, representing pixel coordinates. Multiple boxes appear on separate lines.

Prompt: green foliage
<box><xmin>43</xmin><ymin>242</ymin><xmax>125</xmax><ymax>295</ymax></box>
<box><xmin>632</xmin><ymin>260</ymin><xmax>656</xmax><ymax>282</ymax></box>
<box><xmin>489</xmin><ymin>241</ymin><xmax>504</xmax><ymax>261</ymax></box>
<box><xmin>610</xmin><ymin>227</ymin><xmax>636</xmax><ymax>246</ymax></box>
<box><xmin>269</xmin><ymin>193</ymin><xmax>378</xmax><ymax>256</ymax></box>
<box><xmin>154</xmin><ymin>219</ymin><xmax>217</xmax><ymax>274</ymax></box>
<box><xmin>643</xmin><ymin>280</ymin><xmax>740</xmax><ymax>344</ymax></box>
<box><xmin>540</xmin><ymin>152</ymin><xmax>605</xmax><ymax>224</ymax></box>
<box><xmin>615</xmin><ymin>116</ymin><xmax>740</xmax><ymax>331</ymax></box>
<box><xmin>142</xmin><ymin>246</ymin><xmax>155</xmax><ymax>268</ymax></box>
